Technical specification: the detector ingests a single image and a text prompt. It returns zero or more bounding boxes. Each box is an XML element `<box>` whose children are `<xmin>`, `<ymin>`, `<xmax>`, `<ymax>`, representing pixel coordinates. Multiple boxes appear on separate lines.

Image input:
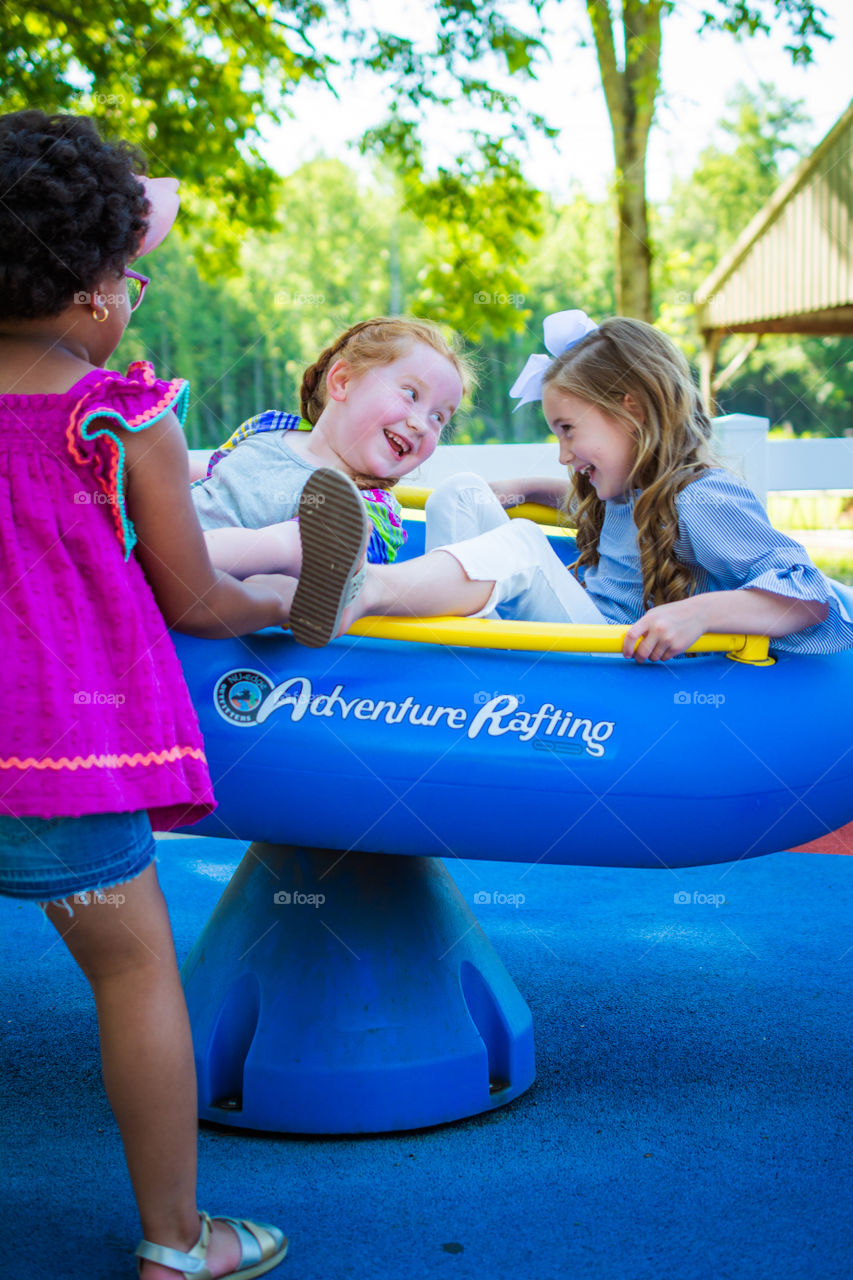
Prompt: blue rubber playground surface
<box><xmin>2</xmin><ymin>837</ymin><xmax>852</xmax><ymax>1280</ymax></box>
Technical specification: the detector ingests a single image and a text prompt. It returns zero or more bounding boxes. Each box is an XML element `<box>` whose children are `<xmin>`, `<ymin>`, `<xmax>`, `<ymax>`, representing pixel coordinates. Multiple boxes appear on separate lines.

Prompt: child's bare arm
<box><xmin>120</xmin><ymin>412</ymin><xmax>294</xmax><ymax>636</ymax></box>
<box><xmin>187</xmin><ymin>449</ymin><xmax>213</xmax><ymax>482</ymax></box>
<box><xmin>204</xmin><ymin>521</ymin><xmax>303</xmax><ymax>579</ymax></box>
<box><xmin>490</xmin><ymin>477</ymin><xmax>570</xmax><ymax>509</ymax></box>
<box><xmin>623</xmin><ymin>589</ymin><xmax>829</xmax><ymax>663</ymax></box>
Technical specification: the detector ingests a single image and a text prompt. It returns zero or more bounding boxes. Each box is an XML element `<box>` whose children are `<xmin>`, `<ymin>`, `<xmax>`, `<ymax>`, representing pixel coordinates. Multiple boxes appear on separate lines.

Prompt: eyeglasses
<box><xmin>124</xmin><ymin>269</ymin><xmax>149</xmax><ymax>312</ymax></box>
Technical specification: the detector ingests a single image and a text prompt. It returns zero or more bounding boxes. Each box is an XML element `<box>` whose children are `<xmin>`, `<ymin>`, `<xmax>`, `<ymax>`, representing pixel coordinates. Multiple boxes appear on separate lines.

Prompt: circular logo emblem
<box><xmin>213</xmin><ymin>669</ymin><xmax>274</xmax><ymax>726</ymax></box>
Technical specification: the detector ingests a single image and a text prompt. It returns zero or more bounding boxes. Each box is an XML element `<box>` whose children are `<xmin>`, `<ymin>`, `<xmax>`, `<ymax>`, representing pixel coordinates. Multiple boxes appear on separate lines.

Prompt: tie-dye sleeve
<box><xmin>361</xmin><ymin>488</ymin><xmax>407</xmax><ymax>564</ymax></box>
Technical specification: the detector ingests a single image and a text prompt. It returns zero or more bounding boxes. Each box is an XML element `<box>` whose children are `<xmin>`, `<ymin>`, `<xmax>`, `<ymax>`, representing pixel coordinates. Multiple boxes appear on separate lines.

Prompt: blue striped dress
<box><xmin>582</xmin><ymin>469</ymin><xmax>853</xmax><ymax>654</ymax></box>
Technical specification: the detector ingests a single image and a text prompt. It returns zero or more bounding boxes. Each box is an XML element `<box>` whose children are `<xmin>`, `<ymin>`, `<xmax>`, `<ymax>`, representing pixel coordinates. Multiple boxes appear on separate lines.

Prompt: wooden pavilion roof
<box><xmin>695</xmin><ymin>99</ymin><xmax>853</xmax><ymax>338</ymax></box>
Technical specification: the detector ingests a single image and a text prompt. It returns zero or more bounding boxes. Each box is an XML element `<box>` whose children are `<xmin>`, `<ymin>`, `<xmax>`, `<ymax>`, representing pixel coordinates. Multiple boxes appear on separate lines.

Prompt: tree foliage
<box><xmin>382</xmin><ymin>139</ymin><xmax>543</xmax><ymax>342</ymax></box>
<box><xmin>1</xmin><ymin>0</ymin><xmax>333</xmax><ymax>233</ymax></box>
<box><xmin>0</xmin><ymin>0</ymin><xmax>544</xmax><ymax>246</ymax></box>
<box><xmin>697</xmin><ymin>0</ymin><xmax>831</xmax><ymax>62</ymax></box>
<box><xmin>115</xmin><ymin>84</ymin><xmax>851</xmax><ymax>451</ymax></box>
<box><xmin>656</xmin><ymin>82</ymin><xmax>811</xmax><ymax>340</ymax></box>
<box><xmin>117</xmin><ymin>156</ymin><xmax>604</xmax><ymax>447</ymax></box>
<box><xmin>2</xmin><ymin>0</ymin><xmax>833</xmax><ymax>315</ymax></box>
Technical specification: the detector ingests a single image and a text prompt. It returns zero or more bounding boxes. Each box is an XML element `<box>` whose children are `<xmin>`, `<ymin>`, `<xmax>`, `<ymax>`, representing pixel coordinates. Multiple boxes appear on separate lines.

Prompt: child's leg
<box><xmin>204</xmin><ymin>520</ymin><xmax>303</xmax><ymax>579</ymax></box>
<box><xmin>441</xmin><ymin>518</ymin><xmax>606</xmax><ymax>623</ymax></box>
<box><xmin>424</xmin><ymin>472</ymin><xmax>509</xmax><ymax>552</ymax></box>
<box><xmin>352</xmin><ymin>519</ymin><xmax>605</xmax><ymax>627</ymax></box>
<box><xmin>43</xmin><ymin>863</ymin><xmax>245</xmax><ymax>1279</ymax></box>
<box><xmin>288</xmin><ymin>468</ymin><xmax>603</xmax><ymax>641</ymax></box>
<box><xmin>349</xmin><ymin>548</ymin><xmax>495</xmax><ymax>623</ymax></box>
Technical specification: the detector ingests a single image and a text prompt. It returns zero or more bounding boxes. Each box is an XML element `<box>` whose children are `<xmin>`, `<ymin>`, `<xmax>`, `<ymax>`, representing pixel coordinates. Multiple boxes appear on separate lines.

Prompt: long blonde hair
<box><xmin>543</xmin><ymin>318</ymin><xmax>716</xmax><ymax>608</ymax></box>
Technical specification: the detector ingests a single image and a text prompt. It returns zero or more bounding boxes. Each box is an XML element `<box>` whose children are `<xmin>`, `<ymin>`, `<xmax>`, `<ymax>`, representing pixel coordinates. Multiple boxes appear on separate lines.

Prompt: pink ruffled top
<box><xmin>0</xmin><ymin>361</ymin><xmax>215</xmax><ymax>828</ymax></box>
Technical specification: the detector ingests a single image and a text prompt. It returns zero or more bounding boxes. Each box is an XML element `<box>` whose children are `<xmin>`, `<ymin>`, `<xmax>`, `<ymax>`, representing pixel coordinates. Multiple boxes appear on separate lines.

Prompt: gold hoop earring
<box><xmin>92</xmin><ymin>304</ymin><xmax>109</xmax><ymax>323</ymax></box>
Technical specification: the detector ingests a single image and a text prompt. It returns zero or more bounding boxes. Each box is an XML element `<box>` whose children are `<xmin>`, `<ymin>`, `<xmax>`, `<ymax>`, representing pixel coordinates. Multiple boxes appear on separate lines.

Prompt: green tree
<box><xmin>118</xmin><ymin>157</ymin><xmax>444</xmax><ymax>443</ymax></box>
<box><xmin>116</xmin><ymin>153</ymin><xmax>614</xmax><ymax>447</ymax></box>
<box><xmin>0</xmin><ymin>0</ymin><xmax>544</xmax><ymax>246</ymax></box>
<box><xmin>6</xmin><ymin>2</ymin><xmax>828</xmax><ymax>326</ymax></box>
<box><xmin>1</xmin><ymin>0</ymin><xmax>332</xmax><ymax>234</ymax></box>
<box><xmin>494</xmin><ymin>186</ymin><xmax>615</xmax><ymax>443</ymax></box>
<box><xmin>715</xmin><ymin>334</ymin><xmax>853</xmax><ymax>437</ymax></box>
<box><xmin>368</xmin><ymin>132</ymin><xmax>543</xmax><ymax>342</ymax></box>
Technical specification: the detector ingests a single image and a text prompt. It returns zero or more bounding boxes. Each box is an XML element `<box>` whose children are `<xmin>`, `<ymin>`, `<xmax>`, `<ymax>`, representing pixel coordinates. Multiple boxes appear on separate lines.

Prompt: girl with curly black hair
<box><xmin>0</xmin><ymin>109</ymin><xmax>289</xmax><ymax>1279</ymax></box>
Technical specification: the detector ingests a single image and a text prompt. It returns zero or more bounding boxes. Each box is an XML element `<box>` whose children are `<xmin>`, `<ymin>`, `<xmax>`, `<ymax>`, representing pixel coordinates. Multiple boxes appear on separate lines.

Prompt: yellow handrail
<box><xmin>385</xmin><ymin>485</ymin><xmax>774</xmax><ymax>664</ymax></box>
<box><xmin>394</xmin><ymin>484</ymin><xmax>571</xmax><ymax>529</ymax></box>
<box><xmin>346</xmin><ymin>616</ymin><xmax>774</xmax><ymax>665</ymax></box>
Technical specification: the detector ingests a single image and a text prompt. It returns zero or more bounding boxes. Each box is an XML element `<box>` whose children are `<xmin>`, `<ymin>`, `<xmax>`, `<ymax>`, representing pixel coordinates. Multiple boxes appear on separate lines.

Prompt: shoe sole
<box><xmin>290</xmin><ymin>469</ymin><xmax>369</xmax><ymax>648</ymax></box>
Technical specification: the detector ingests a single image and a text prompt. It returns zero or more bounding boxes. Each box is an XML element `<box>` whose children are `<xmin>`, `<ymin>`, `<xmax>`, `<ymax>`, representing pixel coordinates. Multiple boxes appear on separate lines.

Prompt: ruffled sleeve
<box><xmin>675</xmin><ymin>469</ymin><xmax>853</xmax><ymax>654</ymax></box>
<box><xmin>66</xmin><ymin>361</ymin><xmax>189</xmax><ymax>560</ymax></box>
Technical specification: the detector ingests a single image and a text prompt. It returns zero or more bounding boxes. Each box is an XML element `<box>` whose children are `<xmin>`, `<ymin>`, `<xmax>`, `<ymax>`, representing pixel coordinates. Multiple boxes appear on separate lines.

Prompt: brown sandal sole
<box><xmin>290</xmin><ymin>468</ymin><xmax>369</xmax><ymax>648</ymax></box>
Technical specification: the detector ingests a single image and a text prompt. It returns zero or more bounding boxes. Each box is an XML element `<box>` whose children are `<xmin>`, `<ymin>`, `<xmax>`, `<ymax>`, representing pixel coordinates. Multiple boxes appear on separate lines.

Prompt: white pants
<box><xmin>424</xmin><ymin>472</ymin><xmax>606</xmax><ymax>624</ymax></box>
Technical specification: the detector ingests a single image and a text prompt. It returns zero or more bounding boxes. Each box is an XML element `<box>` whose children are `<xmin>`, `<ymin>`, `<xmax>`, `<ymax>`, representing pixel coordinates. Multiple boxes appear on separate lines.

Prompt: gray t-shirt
<box><xmin>192</xmin><ymin>431</ymin><xmax>316</xmax><ymax>530</ymax></box>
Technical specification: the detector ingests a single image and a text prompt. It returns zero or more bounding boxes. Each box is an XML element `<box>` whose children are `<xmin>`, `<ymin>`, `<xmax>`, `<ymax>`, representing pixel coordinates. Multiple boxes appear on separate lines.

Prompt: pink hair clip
<box><xmin>136</xmin><ymin>176</ymin><xmax>180</xmax><ymax>257</ymax></box>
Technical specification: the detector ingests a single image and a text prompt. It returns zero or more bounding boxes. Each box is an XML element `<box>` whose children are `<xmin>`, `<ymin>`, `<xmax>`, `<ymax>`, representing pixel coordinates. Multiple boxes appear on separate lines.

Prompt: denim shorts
<box><xmin>0</xmin><ymin>809</ymin><xmax>156</xmax><ymax>902</ymax></box>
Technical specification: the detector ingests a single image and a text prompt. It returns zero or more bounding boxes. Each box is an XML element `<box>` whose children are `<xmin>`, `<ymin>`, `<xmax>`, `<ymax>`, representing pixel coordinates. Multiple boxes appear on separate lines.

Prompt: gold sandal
<box><xmin>135</xmin><ymin>1210</ymin><xmax>288</xmax><ymax>1278</ymax></box>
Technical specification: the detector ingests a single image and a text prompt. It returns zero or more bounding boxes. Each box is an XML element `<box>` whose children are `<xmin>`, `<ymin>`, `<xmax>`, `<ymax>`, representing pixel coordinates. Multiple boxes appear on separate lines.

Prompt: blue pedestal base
<box><xmin>180</xmin><ymin>842</ymin><xmax>535</xmax><ymax>1133</ymax></box>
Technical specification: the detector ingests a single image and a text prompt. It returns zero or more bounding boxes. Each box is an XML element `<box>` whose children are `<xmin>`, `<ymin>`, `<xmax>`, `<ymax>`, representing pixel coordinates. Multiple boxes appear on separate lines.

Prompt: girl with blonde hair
<box><xmin>287</xmin><ymin>311</ymin><xmax>853</xmax><ymax>660</ymax></box>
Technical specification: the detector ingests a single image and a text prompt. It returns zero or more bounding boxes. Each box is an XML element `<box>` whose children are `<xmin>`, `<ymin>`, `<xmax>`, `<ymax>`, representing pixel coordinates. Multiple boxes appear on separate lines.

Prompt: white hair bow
<box><xmin>509</xmin><ymin>309</ymin><xmax>598</xmax><ymax>409</ymax></box>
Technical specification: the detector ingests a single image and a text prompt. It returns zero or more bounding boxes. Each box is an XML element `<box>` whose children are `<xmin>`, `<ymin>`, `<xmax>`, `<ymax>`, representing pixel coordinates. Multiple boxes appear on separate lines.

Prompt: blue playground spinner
<box><xmin>180</xmin><ymin>839</ymin><xmax>534</xmax><ymax>1133</ymax></box>
<box><xmin>174</xmin><ymin>512</ymin><xmax>853</xmax><ymax>1134</ymax></box>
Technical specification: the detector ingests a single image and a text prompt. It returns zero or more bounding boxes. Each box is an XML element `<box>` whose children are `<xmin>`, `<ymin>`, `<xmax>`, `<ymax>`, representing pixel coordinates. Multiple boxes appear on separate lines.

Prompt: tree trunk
<box><xmin>617</xmin><ymin>132</ymin><xmax>653</xmax><ymax>320</ymax></box>
<box><xmin>586</xmin><ymin>0</ymin><xmax>662</xmax><ymax>322</ymax></box>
